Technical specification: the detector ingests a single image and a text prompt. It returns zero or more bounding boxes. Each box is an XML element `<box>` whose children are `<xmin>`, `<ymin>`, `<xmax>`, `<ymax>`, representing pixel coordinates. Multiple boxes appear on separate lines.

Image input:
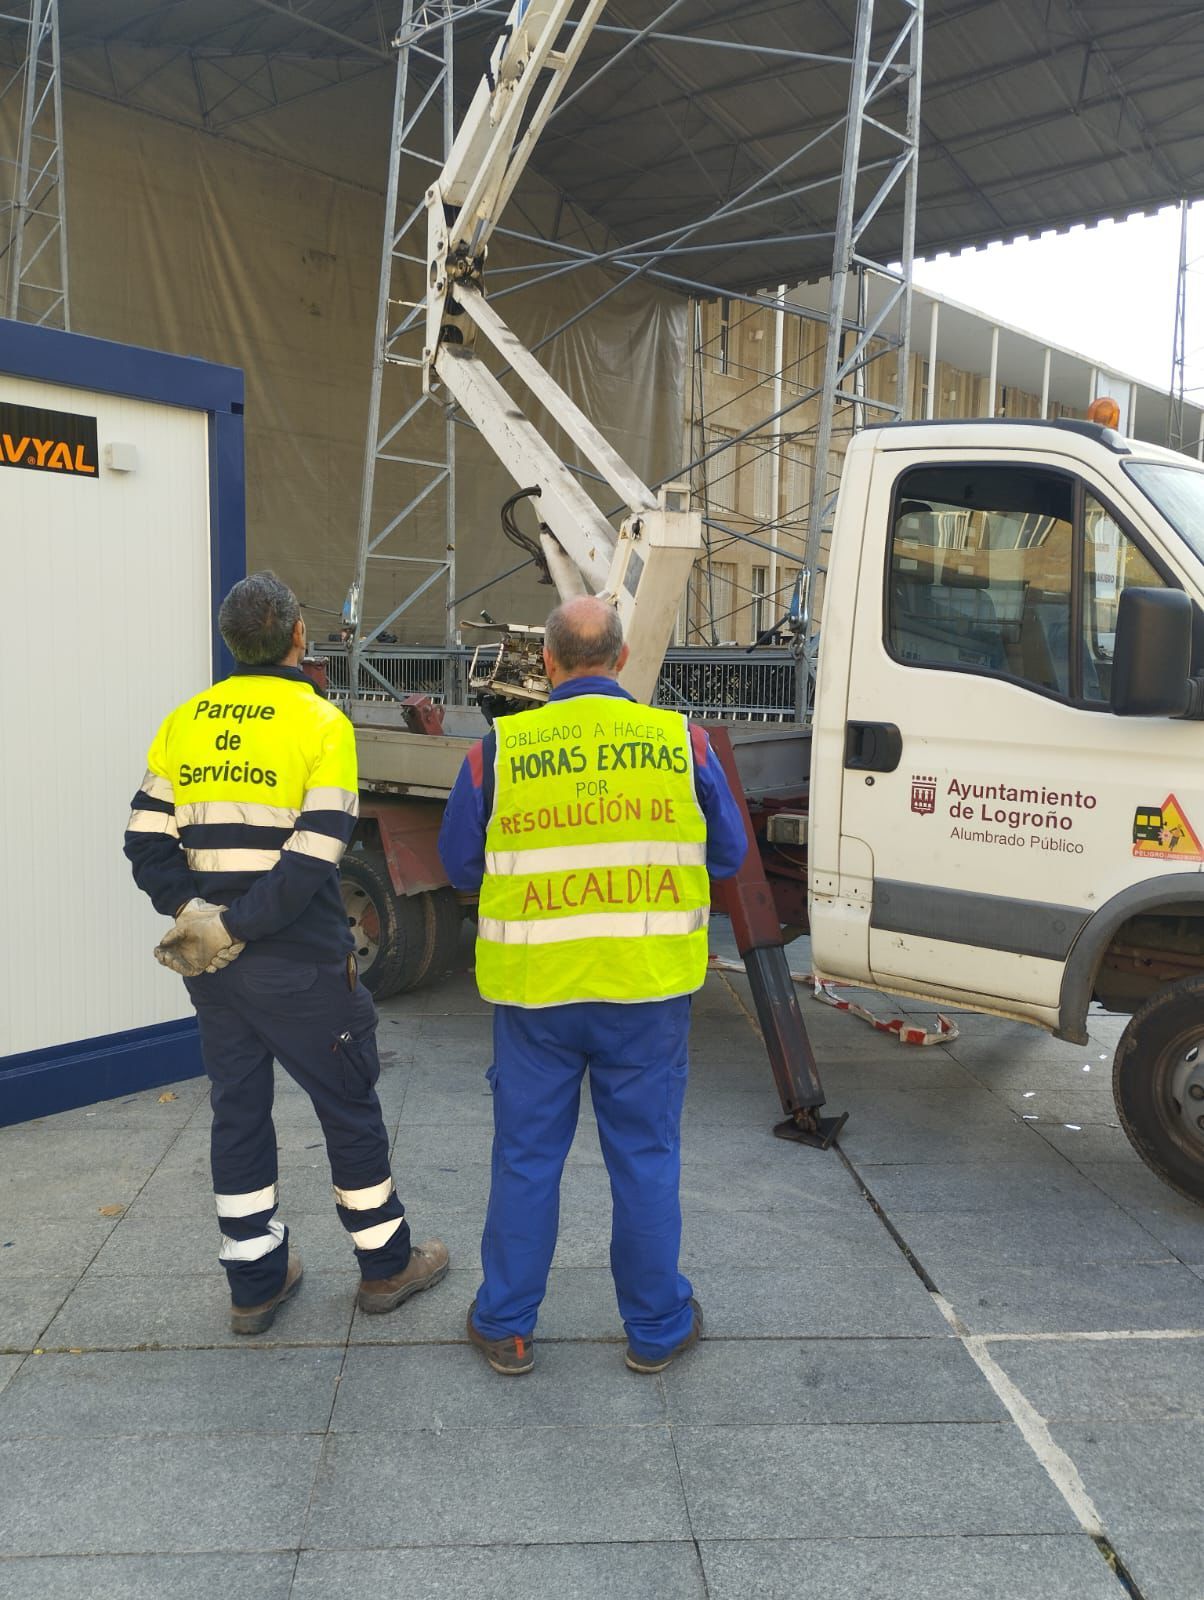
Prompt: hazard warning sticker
<box><xmin>1132</xmin><ymin>794</ymin><xmax>1204</xmax><ymax>862</ymax></box>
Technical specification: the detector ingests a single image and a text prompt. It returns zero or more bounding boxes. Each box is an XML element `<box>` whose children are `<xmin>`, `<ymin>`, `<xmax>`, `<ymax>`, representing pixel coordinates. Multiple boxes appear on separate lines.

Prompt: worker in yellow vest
<box><xmin>125</xmin><ymin>572</ymin><xmax>448</xmax><ymax>1334</ymax></box>
<box><xmin>439</xmin><ymin>596</ymin><xmax>747</xmax><ymax>1374</ymax></box>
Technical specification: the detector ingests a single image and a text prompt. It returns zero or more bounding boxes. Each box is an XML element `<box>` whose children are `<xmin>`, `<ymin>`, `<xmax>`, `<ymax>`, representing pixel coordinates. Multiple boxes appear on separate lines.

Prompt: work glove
<box><xmin>154</xmin><ymin>899</ymin><xmax>245</xmax><ymax>978</ymax></box>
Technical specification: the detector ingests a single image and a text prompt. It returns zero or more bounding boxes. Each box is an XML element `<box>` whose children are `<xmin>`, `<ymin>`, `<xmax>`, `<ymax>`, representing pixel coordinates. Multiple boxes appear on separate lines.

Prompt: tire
<box><xmin>1113</xmin><ymin>975</ymin><xmax>1204</xmax><ymax>1205</ymax></box>
<box><xmin>420</xmin><ymin>887</ymin><xmax>465</xmax><ymax>986</ymax></box>
<box><xmin>339</xmin><ymin>850</ymin><xmax>429</xmax><ymax>999</ymax></box>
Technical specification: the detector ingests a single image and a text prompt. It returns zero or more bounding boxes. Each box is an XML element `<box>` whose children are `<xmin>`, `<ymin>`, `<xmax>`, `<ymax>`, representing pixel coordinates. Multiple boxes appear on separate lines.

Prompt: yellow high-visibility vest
<box><xmin>477</xmin><ymin>695</ymin><xmax>710</xmax><ymax>1007</ymax></box>
<box><xmin>135</xmin><ymin>672</ymin><xmax>359</xmax><ymax>875</ymax></box>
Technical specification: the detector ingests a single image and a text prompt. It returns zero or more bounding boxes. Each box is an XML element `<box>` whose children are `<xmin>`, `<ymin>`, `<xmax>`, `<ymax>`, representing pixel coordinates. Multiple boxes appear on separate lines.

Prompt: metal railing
<box><xmin>320</xmin><ymin>643</ymin><xmax>801</xmax><ymax>720</ymax></box>
<box><xmin>323</xmin><ymin>646</ymin><xmax>474</xmax><ymax>704</ymax></box>
<box><xmin>658</xmin><ymin>648</ymin><xmax>799</xmax><ymax>721</ymax></box>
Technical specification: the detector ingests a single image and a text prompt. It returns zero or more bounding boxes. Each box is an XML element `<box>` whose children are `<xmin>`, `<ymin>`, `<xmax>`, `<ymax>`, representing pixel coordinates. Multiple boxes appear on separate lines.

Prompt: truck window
<box><xmin>1081</xmin><ymin>495</ymin><xmax>1165</xmax><ymax>702</ymax></box>
<box><xmin>887</xmin><ymin>465</ymin><xmax>1074</xmax><ymax>692</ymax></box>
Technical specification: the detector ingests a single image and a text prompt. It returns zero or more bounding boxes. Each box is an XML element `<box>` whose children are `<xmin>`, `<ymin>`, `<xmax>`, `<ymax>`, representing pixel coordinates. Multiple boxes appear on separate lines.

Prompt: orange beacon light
<box><xmin>1087</xmin><ymin>395</ymin><xmax>1122</xmax><ymax>429</ymax></box>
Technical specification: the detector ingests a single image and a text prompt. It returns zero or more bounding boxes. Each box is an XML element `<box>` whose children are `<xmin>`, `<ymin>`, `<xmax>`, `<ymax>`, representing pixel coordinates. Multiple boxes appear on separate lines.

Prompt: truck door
<box><xmin>836</xmin><ymin>449</ymin><xmax>1176</xmax><ymax>1022</ymax></box>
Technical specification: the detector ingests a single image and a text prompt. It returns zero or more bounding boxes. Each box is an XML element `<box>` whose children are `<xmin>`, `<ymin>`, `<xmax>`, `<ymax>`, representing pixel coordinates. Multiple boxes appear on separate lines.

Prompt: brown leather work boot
<box><xmin>466</xmin><ymin>1301</ymin><xmax>535</xmax><ymax>1375</ymax></box>
<box><xmin>624</xmin><ymin>1297</ymin><xmax>703</xmax><ymax>1374</ymax></box>
<box><xmin>357</xmin><ymin>1239</ymin><xmax>450</xmax><ymax>1314</ymax></box>
<box><xmin>230</xmin><ymin>1251</ymin><xmax>304</xmax><ymax>1336</ymax></box>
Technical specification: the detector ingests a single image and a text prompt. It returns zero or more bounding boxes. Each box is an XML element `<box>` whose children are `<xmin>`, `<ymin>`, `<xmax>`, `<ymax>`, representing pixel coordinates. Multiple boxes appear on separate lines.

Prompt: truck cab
<box><xmin>808</xmin><ymin>417</ymin><xmax>1204</xmax><ymax>1200</ymax></box>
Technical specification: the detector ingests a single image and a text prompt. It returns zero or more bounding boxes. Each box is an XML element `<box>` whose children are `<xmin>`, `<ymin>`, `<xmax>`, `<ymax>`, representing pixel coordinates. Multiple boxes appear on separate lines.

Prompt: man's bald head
<box><xmin>543</xmin><ymin>596</ymin><xmax>626</xmax><ymax>681</ymax></box>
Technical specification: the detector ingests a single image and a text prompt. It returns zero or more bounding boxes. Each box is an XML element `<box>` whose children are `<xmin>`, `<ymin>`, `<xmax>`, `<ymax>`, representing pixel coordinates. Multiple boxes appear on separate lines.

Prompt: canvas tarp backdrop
<box><xmin>18</xmin><ymin>66</ymin><xmax>687</xmax><ymax>643</ymax></box>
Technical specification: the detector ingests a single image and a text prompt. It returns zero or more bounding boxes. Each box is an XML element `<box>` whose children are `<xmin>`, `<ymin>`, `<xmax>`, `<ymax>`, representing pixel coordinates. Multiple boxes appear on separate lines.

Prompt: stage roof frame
<box><xmin>3</xmin><ymin>1</ymin><xmax>1203</xmax><ymax>293</ymax></box>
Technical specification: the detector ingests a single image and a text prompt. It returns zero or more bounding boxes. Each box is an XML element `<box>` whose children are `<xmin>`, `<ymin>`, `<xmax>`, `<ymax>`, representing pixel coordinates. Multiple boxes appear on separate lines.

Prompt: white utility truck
<box><xmin>337</xmin><ymin>0</ymin><xmax>1204</xmax><ymax>1204</ymax></box>
<box><xmin>805</xmin><ymin>416</ymin><xmax>1204</xmax><ymax>1204</ymax></box>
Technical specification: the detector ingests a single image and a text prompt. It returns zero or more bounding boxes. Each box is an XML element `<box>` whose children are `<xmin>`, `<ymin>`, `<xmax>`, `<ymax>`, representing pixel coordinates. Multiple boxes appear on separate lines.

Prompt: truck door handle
<box><xmin>844</xmin><ymin>721</ymin><xmax>902</xmax><ymax>773</ymax></box>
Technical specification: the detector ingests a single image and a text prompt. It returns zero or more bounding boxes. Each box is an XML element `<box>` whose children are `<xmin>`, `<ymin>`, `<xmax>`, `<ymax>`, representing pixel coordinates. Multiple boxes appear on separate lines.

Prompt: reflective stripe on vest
<box><xmin>476</xmin><ymin>696</ymin><xmax>709</xmax><ymax>1007</ymax></box>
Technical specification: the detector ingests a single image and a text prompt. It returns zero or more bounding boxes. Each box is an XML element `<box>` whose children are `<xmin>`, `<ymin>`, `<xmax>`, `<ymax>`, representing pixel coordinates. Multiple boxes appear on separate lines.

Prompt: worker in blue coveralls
<box><xmin>124</xmin><ymin>572</ymin><xmax>448</xmax><ymax>1335</ymax></box>
<box><xmin>438</xmin><ymin>595</ymin><xmax>747</xmax><ymax>1375</ymax></box>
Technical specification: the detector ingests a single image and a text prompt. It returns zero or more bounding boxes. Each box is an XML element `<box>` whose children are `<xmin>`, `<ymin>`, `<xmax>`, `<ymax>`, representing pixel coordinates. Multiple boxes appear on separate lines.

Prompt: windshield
<box><xmin>1125</xmin><ymin>460</ymin><xmax>1204</xmax><ymax>565</ymax></box>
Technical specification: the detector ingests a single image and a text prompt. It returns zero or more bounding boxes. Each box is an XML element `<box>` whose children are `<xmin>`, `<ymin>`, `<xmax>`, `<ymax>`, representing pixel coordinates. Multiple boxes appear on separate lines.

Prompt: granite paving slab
<box><xmin>812</xmin><ymin>1059</ymin><xmax>980</xmax><ymax>1095</ymax></box>
<box><xmin>983</xmin><ymin>1087</ymin><xmax>1126</xmax><ymax>1124</ymax></box>
<box><xmin>1079</xmin><ymin>1164</ymin><xmax>1204</xmax><ymax>1263</ymax></box>
<box><xmin>378</xmin><ymin>1161</ymin><xmax>494</xmax><ymax>1214</ymax></box>
<box><xmin>857</xmin><ymin>1157</ymin><xmax>1120</xmax><ymax>1214</ymax></box>
<box><xmin>674</xmin><ymin>1421</ymin><xmax>1079</xmax><ymax>1538</ymax></box>
<box><xmin>660</xmin><ymin>1336</ymin><xmax>1000</xmax><ymax>1425</ymax></box>
<box><xmin>946</xmin><ymin>1028</ymin><xmax>1117</xmax><ymax>1062</ymax></box>
<box><xmin>0</xmin><ymin>1280</ymin><xmax>79</xmax><ymax>1353</ymax></box>
<box><xmin>688</xmin><ymin>1261</ymin><xmax>949</xmax><ymax>1338</ymax></box>
<box><xmin>391</xmin><ymin>1120</ymin><xmax>600</xmax><ymax>1167</ymax></box>
<box><xmin>0</xmin><ymin>1554</ymin><xmax>297</xmax><ymax>1600</ymax></box>
<box><xmin>0</xmin><ymin>1347</ymin><xmax>343</xmax><ymax>1437</ymax></box>
<box><xmin>304</xmin><ymin>1425</ymin><xmax>691</xmax><ymax>1547</ymax></box>
<box><xmin>698</xmin><ymin>1535</ymin><xmax>1120</xmax><ymax>1600</ymax></box>
<box><xmin>0</xmin><ymin>1130</ymin><xmax>183</xmax><ymax>1217</ymax></box>
<box><xmin>0</xmin><ymin>1356</ymin><xmax>22</xmax><ymax>1397</ymax></box>
<box><xmin>676</xmin><ymin>1159</ymin><xmax>864</xmax><ymax>1210</ymax></box>
<box><xmin>675</xmin><ymin>1122</ymin><xmax>850</xmax><ymax>1167</ymax></box>
<box><xmin>835</xmin><ymin>1112</ymin><xmax>1051</xmax><ymax>1166</ymax></box>
<box><xmin>1109</xmin><ymin>1531</ymin><xmax>1204</xmax><ymax>1600</ymax></box>
<box><xmin>0</xmin><ymin>1216</ymin><xmax>122</xmax><ymax>1280</ymax></box>
<box><xmin>680</xmin><ymin>1087</ymin><xmax>794</xmax><ymax>1126</ymax></box>
<box><xmin>988</xmin><ymin>1336</ymin><xmax>1204</xmax><ymax>1422</ymax></box>
<box><xmin>292</xmin><ymin>1543</ymin><xmax>704</xmax><ymax>1599</ymax></box>
<box><xmin>678</xmin><ymin>1199</ymin><xmax>903</xmax><ymax>1270</ymax></box>
<box><xmin>888</xmin><ymin>1203</ymin><xmax>1174</xmax><ymax>1269</ymax></box>
<box><xmin>19</xmin><ymin>1081</ymin><xmax>207</xmax><ymax>1132</ymax></box>
<box><xmin>1030</xmin><ymin>1122</ymin><xmax>1133</xmax><ymax>1165</ymax></box>
<box><xmin>1051</xmin><ymin>1419</ymin><xmax>1204</xmax><ymax>1533</ymax></box>
<box><xmin>935</xmin><ymin>1260</ymin><xmax>1204</xmax><ymax>1334</ymax></box>
<box><xmin>37</xmin><ymin>1268</ymin><xmax>358</xmax><ymax>1351</ymax></box>
<box><xmin>0</xmin><ymin>1434</ymin><xmax>323</xmax><ymax>1555</ymax></box>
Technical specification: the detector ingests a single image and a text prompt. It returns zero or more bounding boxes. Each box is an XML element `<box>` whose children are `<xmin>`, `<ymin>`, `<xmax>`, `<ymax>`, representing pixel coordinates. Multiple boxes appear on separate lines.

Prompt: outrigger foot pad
<box><xmin>773</xmin><ymin>1110</ymin><xmax>848</xmax><ymax>1150</ymax></box>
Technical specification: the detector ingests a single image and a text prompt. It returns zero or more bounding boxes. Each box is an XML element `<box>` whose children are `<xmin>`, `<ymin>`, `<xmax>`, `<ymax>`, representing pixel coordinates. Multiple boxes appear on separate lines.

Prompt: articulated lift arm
<box><xmin>422</xmin><ymin>0</ymin><xmax>699</xmax><ymax>704</ymax></box>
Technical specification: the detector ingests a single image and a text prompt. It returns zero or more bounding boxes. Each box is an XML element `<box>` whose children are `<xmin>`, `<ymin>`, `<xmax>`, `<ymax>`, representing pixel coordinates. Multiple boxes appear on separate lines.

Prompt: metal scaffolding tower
<box><xmin>350</xmin><ymin>0</ymin><xmax>458</xmax><ymax>701</ymax></box>
<box><xmin>800</xmin><ymin>0</ymin><xmax>922</xmax><ymax>701</ymax></box>
<box><xmin>351</xmin><ymin>0</ymin><xmax>924</xmax><ymax>712</ymax></box>
<box><xmin>0</xmin><ymin>0</ymin><xmax>69</xmax><ymax>327</ymax></box>
<box><xmin>1169</xmin><ymin>196</ymin><xmax>1194</xmax><ymax>455</ymax></box>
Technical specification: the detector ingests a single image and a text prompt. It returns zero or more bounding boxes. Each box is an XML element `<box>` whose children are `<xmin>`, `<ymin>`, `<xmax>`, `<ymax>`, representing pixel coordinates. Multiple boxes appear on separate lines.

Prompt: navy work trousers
<box><xmin>473</xmin><ymin>996</ymin><xmax>695</xmax><ymax>1361</ymax></box>
<box><xmin>185</xmin><ymin>955</ymin><xmax>411</xmax><ymax>1306</ymax></box>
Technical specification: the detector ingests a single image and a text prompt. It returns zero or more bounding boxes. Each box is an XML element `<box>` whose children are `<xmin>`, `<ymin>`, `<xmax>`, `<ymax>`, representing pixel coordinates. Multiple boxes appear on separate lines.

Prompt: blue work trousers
<box><xmin>185</xmin><ymin>955</ymin><xmax>411</xmax><ymax>1306</ymax></box>
<box><xmin>474</xmin><ymin>996</ymin><xmax>695</xmax><ymax>1360</ymax></box>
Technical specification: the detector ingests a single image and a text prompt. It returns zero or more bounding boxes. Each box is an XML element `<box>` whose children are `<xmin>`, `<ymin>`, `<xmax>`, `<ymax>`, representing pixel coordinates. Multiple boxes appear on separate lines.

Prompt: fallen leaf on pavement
<box><xmin>157</xmin><ymin>1092</ymin><xmax>178</xmax><ymax>1103</ymax></box>
<box><xmin>98</xmin><ymin>1204</ymin><xmax>126</xmax><ymax>1217</ymax></box>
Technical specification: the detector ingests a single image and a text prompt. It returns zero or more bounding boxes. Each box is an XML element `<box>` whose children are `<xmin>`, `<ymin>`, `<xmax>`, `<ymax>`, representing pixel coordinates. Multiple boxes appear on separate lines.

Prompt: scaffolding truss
<box><xmin>350</xmin><ymin>0</ymin><xmax>458</xmax><ymax>703</ymax></box>
<box><xmin>352</xmin><ymin>0</ymin><xmax>925</xmax><ymax>709</ymax></box>
<box><xmin>1168</xmin><ymin>197</ymin><xmax>1204</xmax><ymax>460</ymax></box>
<box><xmin>0</xmin><ymin>0</ymin><xmax>69</xmax><ymax>327</ymax></box>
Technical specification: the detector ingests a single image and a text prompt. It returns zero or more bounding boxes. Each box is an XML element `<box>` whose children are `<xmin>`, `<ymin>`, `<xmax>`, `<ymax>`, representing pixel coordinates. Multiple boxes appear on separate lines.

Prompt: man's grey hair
<box><xmin>219</xmin><ymin>571</ymin><xmax>301</xmax><ymax>666</ymax></box>
<box><xmin>544</xmin><ymin>597</ymin><xmax>624</xmax><ymax>673</ymax></box>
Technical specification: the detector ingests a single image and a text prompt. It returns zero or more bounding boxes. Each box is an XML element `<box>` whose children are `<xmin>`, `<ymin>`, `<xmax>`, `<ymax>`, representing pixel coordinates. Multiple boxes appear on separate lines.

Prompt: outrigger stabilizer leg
<box><xmin>706</xmin><ymin>729</ymin><xmax>848</xmax><ymax>1151</ymax></box>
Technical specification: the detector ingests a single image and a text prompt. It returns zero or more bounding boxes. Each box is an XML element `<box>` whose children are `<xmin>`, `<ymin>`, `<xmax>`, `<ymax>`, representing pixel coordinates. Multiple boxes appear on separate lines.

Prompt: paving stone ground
<box><xmin>2</xmin><ymin>922</ymin><xmax>1202</xmax><ymax>1599</ymax></box>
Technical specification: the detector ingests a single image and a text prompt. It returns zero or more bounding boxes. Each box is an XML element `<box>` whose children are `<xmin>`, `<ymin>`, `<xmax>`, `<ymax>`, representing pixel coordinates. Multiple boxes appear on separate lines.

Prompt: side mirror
<box><xmin>1111</xmin><ymin>588</ymin><xmax>1192</xmax><ymax>717</ymax></box>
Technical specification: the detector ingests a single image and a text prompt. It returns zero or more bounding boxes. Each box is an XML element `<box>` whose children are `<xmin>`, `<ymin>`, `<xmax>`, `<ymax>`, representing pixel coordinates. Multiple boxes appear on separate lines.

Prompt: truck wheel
<box><xmin>1113</xmin><ymin>976</ymin><xmax>1204</xmax><ymax>1205</ymax></box>
<box><xmin>420</xmin><ymin>888</ymin><xmax>465</xmax><ymax>985</ymax></box>
<box><xmin>340</xmin><ymin>851</ymin><xmax>427</xmax><ymax>999</ymax></box>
